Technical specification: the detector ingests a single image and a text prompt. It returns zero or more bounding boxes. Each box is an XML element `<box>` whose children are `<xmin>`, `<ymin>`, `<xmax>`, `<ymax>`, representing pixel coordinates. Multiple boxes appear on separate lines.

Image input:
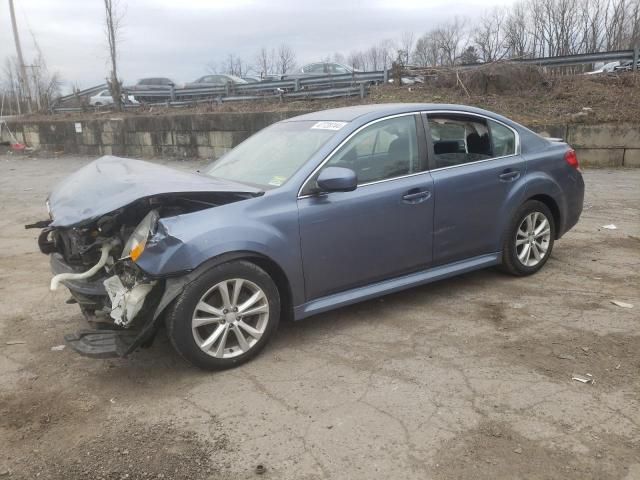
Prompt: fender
<box><xmin>521</xmin><ymin>169</ymin><xmax>568</xmax><ymax>233</ymax></box>
<box><xmin>135</xmin><ymin>203</ymin><xmax>305</xmax><ymax>306</ymax></box>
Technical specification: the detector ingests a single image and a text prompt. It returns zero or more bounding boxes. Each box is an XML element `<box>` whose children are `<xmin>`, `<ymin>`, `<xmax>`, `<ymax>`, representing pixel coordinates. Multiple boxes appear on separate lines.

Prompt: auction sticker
<box><xmin>268</xmin><ymin>175</ymin><xmax>287</xmax><ymax>186</ymax></box>
<box><xmin>311</xmin><ymin>121</ymin><xmax>347</xmax><ymax>131</ymax></box>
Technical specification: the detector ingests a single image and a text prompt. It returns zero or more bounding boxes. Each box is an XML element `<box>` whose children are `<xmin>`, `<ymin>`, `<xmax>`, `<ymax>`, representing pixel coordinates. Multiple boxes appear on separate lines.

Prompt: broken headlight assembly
<box><xmin>121</xmin><ymin>209</ymin><xmax>159</xmax><ymax>262</ymax></box>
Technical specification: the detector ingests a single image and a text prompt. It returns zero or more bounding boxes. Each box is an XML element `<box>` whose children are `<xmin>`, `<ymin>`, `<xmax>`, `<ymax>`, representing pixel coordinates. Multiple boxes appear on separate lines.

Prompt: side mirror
<box><xmin>316</xmin><ymin>167</ymin><xmax>357</xmax><ymax>193</ymax></box>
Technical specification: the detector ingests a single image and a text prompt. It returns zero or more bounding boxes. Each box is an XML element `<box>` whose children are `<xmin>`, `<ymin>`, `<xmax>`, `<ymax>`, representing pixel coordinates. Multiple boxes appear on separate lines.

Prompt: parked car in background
<box><xmin>34</xmin><ymin>104</ymin><xmax>584</xmax><ymax>371</ymax></box>
<box><xmin>298</xmin><ymin>62</ymin><xmax>358</xmax><ymax>75</ymax></box>
<box><xmin>184</xmin><ymin>74</ymin><xmax>248</xmax><ymax>88</ymax></box>
<box><xmin>584</xmin><ymin>61</ymin><xmax>620</xmax><ymax>75</ymax></box>
<box><xmin>89</xmin><ymin>90</ymin><xmax>138</xmax><ymax>106</ymax></box>
<box><xmin>613</xmin><ymin>60</ymin><xmax>640</xmax><ymax>72</ymax></box>
<box><xmin>127</xmin><ymin>77</ymin><xmax>177</xmax><ymax>102</ymax></box>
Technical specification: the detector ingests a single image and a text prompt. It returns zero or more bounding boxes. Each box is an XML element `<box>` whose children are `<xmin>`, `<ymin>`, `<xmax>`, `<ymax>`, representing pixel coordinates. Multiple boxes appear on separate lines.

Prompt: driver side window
<box><xmin>324</xmin><ymin>115</ymin><xmax>419</xmax><ymax>185</ymax></box>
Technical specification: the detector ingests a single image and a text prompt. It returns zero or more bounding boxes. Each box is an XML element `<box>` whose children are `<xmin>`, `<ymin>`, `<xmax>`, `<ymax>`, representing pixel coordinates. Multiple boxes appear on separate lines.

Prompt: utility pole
<box><xmin>8</xmin><ymin>0</ymin><xmax>33</xmax><ymax>113</ymax></box>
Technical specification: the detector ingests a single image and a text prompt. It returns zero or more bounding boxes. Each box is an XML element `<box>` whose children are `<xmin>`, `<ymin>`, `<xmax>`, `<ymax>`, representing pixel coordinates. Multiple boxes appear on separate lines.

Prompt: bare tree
<box><xmin>222</xmin><ymin>54</ymin><xmax>249</xmax><ymax>77</ymax></box>
<box><xmin>332</xmin><ymin>52</ymin><xmax>347</xmax><ymax>64</ymax></box>
<box><xmin>399</xmin><ymin>31</ymin><xmax>415</xmax><ymax>65</ymax></box>
<box><xmin>474</xmin><ymin>8</ymin><xmax>506</xmax><ymax>62</ymax></box>
<box><xmin>504</xmin><ymin>2</ymin><xmax>530</xmax><ymax>58</ymax></box>
<box><xmin>347</xmin><ymin>50</ymin><xmax>368</xmax><ymax>71</ymax></box>
<box><xmin>104</xmin><ymin>0</ymin><xmax>124</xmax><ymax>111</ymax></box>
<box><xmin>276</xmin><ymin>44</ymin><xmax>297</xmax><ymax>75</ymax></box>
<box><xmin>378</xmin><ymin>39</ymin><xmax>397</xmax><ymax>69</ymax></box>
<box><xmin>413</xmin><ymin>32</ymin><xmax>441</xmax><ymax>66</ymax></box>
<box><xmin>254</xmin><ymin>47</ymin><xmax>275</xmax><ymax>77</ymax></box>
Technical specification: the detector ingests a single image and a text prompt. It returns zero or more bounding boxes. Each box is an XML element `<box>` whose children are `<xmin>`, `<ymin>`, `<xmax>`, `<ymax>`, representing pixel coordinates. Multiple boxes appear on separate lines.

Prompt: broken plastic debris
<box><xmin>611</xmin><ymin>300</ymin><xmax>633</xmax><ymax>309</ymax></box>
<box><xmin>601</xmin><ymin>224</ymin><xmax>617</xmax><ymax>230</ymax></box>
<box><xmin>557</xmin><ymin>353</ymin><xmax>576</xmax><ymax>360</ymax></box>
<box><xmin>572</xmin><ymin>374</ymin><xmax>593</xmax><ymax>384</ymax></box>
<box><xmin>50</xmin><ymin>344</ymin><xmax>65</xmax><ymax>351</ymax></box>
<box><xmin>5</xmin><ymin>340</ymin><xmax>26</xmax><ymax>345</ymax></box>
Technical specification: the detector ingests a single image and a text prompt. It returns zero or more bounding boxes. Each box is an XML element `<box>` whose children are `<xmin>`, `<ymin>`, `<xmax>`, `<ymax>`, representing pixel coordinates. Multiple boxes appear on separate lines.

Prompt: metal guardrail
<box><xmin>127</xmin><ymin>71</ymin><xmax>387</xmax><ymax>100</ymax></box>
<box><xmin>51</xmin><ymin>71</ymin><xmax>385</xmax><ymax>112</ymax></box>
<box><xmin>51</xmin><ymin>48</ymin><xmax>638</xmax><ymax>112</ymax></box>
<box><xmin>51</xmin><ymin>85</ymin><xmax>369</xmax><ymax>113</ymax></box>
<box><xmin>57</xmin><ymin>83</ymin><xmax>109</xmax><ymax>103</ymax></box>
<box><xmin>512</xmin><ymin>49</ymin><xmax>637</xmax><ymax>67</ymax></box>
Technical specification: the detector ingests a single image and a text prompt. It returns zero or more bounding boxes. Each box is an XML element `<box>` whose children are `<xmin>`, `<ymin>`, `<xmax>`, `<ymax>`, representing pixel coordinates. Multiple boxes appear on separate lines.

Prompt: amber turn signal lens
<box><xmin>130</xmin><ymin>242</ymin><xmax>145</xmax><ymax>261</ymax></box>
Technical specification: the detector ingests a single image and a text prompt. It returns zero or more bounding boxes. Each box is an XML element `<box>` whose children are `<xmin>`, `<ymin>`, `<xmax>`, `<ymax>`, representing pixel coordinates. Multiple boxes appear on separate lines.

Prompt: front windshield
<box><xmin>205</xmin><ymin>121</ymin><xmax>342</xmax><ymax>188</ymax></box>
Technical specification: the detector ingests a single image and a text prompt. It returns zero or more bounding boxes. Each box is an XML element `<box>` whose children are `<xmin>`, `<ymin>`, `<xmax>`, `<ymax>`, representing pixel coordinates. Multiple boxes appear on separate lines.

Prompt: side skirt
<box><xmin>293</xmin><ymin>252</ymin><xmax>502</xmax><ymax>320</ymax></box>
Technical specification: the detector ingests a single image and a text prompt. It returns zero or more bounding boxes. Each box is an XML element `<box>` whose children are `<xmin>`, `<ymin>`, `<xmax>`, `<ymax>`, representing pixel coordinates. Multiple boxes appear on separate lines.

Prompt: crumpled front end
<box><xmin>33</xmin><ymin>187</ymin><xmax>259</xmax><ymax>358</ymax></box>
<box><xmin>39</xmin><ymin>210</ymin><xmax>166</xmax><ymax>358</ymax></box>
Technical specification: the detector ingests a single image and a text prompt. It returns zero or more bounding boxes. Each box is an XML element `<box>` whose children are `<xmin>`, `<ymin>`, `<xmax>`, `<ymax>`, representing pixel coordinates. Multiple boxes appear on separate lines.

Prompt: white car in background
<box><xmin>584</xmin><ymin>61</ymin><xmax>620</xmax><ymax>75</ymax></box>
<box><xmin>89</xmin><ymin>90</ymin><xmax>138</xmax><ymax>106</ymax></box>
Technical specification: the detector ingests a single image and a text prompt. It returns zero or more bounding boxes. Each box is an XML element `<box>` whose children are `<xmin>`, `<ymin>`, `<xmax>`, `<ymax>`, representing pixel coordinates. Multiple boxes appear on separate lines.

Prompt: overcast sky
<box><xmin>1</xmin><ymin>0</ymin><xmax>517</xmax><ymax>90</ymax></box>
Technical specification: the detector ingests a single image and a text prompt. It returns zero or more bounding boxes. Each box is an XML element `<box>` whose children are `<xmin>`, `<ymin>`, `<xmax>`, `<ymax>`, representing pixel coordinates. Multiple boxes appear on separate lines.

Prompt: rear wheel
<box><xmin>501</xmin><ymin>200</ymin><xmax>555</xmax><ymax>276</ymax></box>
<box><xmin>166</xmin><ymin>261</ymin><xmax>280</xmax><ymax>370</ymax></box>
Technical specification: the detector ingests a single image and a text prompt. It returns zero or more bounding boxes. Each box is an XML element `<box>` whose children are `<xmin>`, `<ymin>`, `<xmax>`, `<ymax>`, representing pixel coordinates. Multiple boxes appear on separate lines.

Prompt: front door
<box><xmin>425</xmin><ymin>112</ymin><xmax>525</xmax><ymax>265</ymax></box>
<box><xmin>297</xmin><ymin>113</ymin><xmax>434</xmax><ymax>301</ymax></box>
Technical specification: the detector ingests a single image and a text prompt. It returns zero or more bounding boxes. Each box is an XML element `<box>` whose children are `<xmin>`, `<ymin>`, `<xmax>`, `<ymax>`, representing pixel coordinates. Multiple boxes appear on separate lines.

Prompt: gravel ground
<box><xmin>0</xmin><ymin>154</ymin><xmax>638</xmax><ymax>480</ymax></box>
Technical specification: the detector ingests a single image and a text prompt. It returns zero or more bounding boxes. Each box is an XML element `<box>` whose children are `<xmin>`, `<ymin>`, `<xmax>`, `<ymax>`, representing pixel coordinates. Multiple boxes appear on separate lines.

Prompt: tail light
<box><xmin>565</xmin><ymin>149</ymin><xmax>580</xmax><ymax>170</ymax></box>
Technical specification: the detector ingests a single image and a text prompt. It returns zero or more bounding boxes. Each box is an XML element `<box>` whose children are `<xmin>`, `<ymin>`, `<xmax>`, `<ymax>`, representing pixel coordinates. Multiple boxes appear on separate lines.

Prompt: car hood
<box><xmin>47</xmin><ymin>155</ymin><xmax>262</xmax><ymax>227</ymax></box>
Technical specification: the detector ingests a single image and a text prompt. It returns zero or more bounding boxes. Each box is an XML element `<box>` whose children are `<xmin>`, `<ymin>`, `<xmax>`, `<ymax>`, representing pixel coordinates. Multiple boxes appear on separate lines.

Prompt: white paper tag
<box><xmin>311</xmin><ymin>121</ymin><xmax>347</xmax><ymax>131</ymax></box>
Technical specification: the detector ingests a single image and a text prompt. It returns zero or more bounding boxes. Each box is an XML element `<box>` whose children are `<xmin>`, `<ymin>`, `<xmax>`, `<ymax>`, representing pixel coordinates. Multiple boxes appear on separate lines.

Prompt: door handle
<box><xmin>402</xmin><ymin>190</ymin><xmax>431</xmax><ymax>202</ymax></box>
<box><xmin>499</xmin><ymin>169</ymin><xmax>520</xmax><ymax>182</ymax></box>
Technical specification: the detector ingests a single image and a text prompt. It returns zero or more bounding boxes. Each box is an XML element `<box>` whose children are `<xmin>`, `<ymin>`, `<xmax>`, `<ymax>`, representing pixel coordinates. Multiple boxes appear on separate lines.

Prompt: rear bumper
<box><xmin>559</xmin><ymin>172</ymin><xmax>585</xmax><ymax>238</ymax></box>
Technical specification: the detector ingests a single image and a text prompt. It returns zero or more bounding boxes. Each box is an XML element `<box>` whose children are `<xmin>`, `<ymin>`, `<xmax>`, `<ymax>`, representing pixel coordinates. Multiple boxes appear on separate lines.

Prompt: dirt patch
<box><xmin>432</xmin><ymin>420</ymin><xmax>639</xmax><ymax>480</ymax></box>
<box><xmin>0</xmin><ymin>387</ymin><xmax>99</xmax><ymax>435</ymax></box>
<box><xmin>496</xmin><ymin>331</ymin><xmax>640</xmax><ymax>388</ymax></box>
<box><xmin>1</xmin><ymin>404</ymin><xmax>226</xmax><ymax>480</ymax></box>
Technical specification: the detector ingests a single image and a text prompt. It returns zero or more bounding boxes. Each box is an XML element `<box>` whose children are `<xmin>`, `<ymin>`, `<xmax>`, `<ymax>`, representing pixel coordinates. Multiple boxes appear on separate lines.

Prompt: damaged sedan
<box><xmin>31</xmin><ymin>104</ymin><xmax>584</xmax><ymax>370</ymax></box>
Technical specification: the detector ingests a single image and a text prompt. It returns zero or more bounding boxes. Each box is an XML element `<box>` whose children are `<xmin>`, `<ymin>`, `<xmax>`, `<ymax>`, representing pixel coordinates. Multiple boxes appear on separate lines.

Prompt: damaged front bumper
<box><xmin>50</xmin><ymin>249</ymin><xmax>164</xmax><ymax>359</ymax></box>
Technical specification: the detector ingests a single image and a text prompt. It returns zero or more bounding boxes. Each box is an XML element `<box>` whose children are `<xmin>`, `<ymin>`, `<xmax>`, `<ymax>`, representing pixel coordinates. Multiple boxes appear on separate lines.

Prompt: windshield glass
<box><xmin>205</xmin><ymin>121</ymin><xmax>341</xmax><ymax>188</ymax></box>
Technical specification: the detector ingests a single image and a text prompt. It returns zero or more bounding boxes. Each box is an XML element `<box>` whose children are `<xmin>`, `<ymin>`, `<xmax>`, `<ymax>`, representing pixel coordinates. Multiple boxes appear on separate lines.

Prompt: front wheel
<box><xmin>166</xmin><ymin>261</ymin><xmax>280</xmax><ymax>370</ymax></box>
<box><xmin>501</xmin><ymin>200</ymin><xmax>555</xmax><ymax>276</ymax></box>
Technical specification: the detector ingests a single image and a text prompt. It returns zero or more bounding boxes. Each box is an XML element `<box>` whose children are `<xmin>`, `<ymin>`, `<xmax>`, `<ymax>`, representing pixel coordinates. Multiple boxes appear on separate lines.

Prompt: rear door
<box><xmin>424</xmin><ymin>112</ymin><xmax>524</xmax><ymax>265</ymax></box>
<box><xmin>297</xmin><ymin>113</ymin><xmax>434</xmax><ymax>300</ymax></box>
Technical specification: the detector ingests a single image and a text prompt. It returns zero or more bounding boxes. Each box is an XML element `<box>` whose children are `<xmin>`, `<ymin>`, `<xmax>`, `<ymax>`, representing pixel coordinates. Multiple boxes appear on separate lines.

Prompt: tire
<box><xmin>166</xmin><ymin>260</ymin><xmax>280</xmax><ymax>370</ymax></box>
<box><xmin>500</xmin><ymin>200</ymin><xmax>555</xmax><ymax>276</ymax></box>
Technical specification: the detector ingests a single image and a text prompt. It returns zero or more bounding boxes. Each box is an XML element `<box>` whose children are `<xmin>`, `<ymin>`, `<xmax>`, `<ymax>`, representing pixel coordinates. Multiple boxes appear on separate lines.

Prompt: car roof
<box><xmin>283</xmin><ymin>103</ymin><xmax>517</xmax><ymax>125</ymax></box>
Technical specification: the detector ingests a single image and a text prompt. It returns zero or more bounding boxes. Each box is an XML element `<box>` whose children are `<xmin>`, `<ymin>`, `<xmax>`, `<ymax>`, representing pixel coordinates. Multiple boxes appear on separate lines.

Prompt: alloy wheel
<box><xmin>515</xmin><ymin>211</ymin><xmax>551</xmax><ymax>267</ymax></box>
<box><xmin>191</xmin><ymin>278</ymin><xmax>269</xmax><ymax>359</ymax></box>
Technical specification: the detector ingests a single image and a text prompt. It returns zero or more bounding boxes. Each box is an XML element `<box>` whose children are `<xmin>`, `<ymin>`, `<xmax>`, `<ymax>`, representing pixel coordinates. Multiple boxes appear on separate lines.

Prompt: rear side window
<box><xmin>427</xmin><ymin>114</ymin><xmax>517</xmax><ymax>169</ymax></box>
<box><xmin>428</xmin><ymin>115</ymin><xmax>491</xmax><ymax>168</ymax></box>
<box><xmin>489</xmin><ymin>120</ymin><xmax>516</xmax><ymax>157</ymax></box>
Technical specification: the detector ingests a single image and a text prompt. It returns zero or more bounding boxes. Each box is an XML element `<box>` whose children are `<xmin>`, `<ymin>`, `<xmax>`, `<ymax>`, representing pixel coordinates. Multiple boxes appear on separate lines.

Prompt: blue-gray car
<box><xmin>33</xmin><ymin>104</ymin><xmax>584</xmax><ymax>370</ymax></box>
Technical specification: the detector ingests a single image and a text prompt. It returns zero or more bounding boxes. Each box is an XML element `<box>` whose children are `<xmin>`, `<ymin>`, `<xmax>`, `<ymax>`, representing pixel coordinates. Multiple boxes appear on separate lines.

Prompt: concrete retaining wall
<box><xmin>528</xmin><ymin>123</ymin><xmax>640</xmax><ymax>167</ymax></box>
<box><xmin>3</xmin><ymin>113</ymin><xmax>639</xmax><ymax>167</ymax></box>
<box><xmin>1</xmin><ymin>111</ymin><xmax>307</xmax><ymax>160</ymax></box>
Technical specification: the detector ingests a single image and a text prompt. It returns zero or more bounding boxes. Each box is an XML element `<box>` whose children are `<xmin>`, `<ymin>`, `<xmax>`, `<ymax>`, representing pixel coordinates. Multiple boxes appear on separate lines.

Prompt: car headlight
<box><xmin>121</xmin><ymin>210</ymin><xmax>159</xmax><ymax>262</ymax></box>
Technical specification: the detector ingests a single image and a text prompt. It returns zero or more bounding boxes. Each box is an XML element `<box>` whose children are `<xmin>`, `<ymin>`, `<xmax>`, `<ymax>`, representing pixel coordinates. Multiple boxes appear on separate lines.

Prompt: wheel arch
<box><xmin>526</xmin><ymin>194</ymin><xmax>561</xmax><ymax>239</ymax></box>
<box><xmin>152</xmin><ymin>250</ymin><xmax>294</xmax><ymax>323</ymax></box>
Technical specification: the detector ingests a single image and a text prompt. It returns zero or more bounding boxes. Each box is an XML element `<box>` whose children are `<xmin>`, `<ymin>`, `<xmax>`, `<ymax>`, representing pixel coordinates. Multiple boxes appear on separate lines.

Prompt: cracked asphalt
<box><xmin>0</xmin><ymin>154</ymin><xmax>639</xmax><ymax>479</ymax></box>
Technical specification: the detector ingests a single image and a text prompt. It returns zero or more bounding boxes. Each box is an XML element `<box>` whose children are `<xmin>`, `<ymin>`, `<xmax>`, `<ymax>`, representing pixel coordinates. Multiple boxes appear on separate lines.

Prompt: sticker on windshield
<box><xmin>311</xmin><ymin>121</ymin><xmax>347</xmax><ymax>131</ymax></box>
<box><xmin>268</xmin><ymin>175</ymin><xmax>287</xmax><ymax>187</ymax></box>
